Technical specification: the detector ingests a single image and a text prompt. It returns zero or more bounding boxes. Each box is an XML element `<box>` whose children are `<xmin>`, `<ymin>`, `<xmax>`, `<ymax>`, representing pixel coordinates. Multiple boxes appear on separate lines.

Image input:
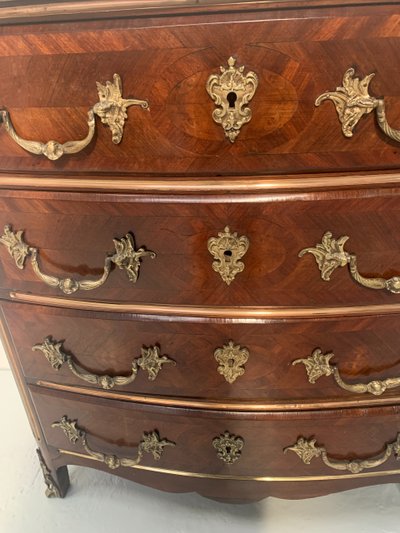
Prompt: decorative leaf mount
<box><xmin>315</xmin><ymin>67</ymin><xmax>378</xmax><ymax>137</ymax></box>
<box><xmin>111</xmin><ymin>233</ymin><xmax>156</xmax><ymax>284</ymax></box>
<box><xmin>292</xmin><ymin>348</ymin><xmax>335</xmax><ymax>384</ymax></box>
<box><xmin>93</xmin><ymin>73</ymin><xmax>149</xmax><ymax>144</ymax></box>
<box><xmin>298</xmin><ymin>231</ymin><xmax>349</xmax><ymax>281</ymax></box>
<box><xmin>0</xmin><ymin>224</ymin><xmax>30</xmax><ymax>269</ymax></box>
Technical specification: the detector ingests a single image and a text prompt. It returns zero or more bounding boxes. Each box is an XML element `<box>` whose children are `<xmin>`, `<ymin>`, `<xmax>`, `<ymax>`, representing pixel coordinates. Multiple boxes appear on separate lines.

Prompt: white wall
<box><xmin>0</xmin><ymin>340</ymin><xmax>9</xmax><ymax>369</ymax></box>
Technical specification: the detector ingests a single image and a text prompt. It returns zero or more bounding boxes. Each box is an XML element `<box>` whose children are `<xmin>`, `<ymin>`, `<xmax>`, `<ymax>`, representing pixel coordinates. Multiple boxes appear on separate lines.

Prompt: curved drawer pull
<box><xmin>0</xmin><ymin>73</ymin><xmax>148</xmax><ymax>160</ymax></box>
<box><xmin>33</xmin><ymin>337</ymin><xmax>175</xmax><ymax>390</ymax></box>
<box><xmin>284</xmin><ymin>434</ymin><xmax>400</xmax><ymax>474</ymax></box>
<box><xmin>293</xmin><ymin>348</ymin><xmax>400</xmax><ymax>396</ymax></box>
<box><xmin>0</xmin><ymin>224</ymin><xmax>155</xmax><ymax>295</ymax></box>
<box><xmin>299</xmin><ymin>231</ymin><xmax>400</xmax><ymax>294</ymax></box>
<box><xmin>52</xmin><ymin>416</ymin><xmax>175</xmax><ymax>470</ymax></box>
<box><xmin>315</xmin><ymin>67</ymin><xmax>400</xmax><ymax>143</ymax></box>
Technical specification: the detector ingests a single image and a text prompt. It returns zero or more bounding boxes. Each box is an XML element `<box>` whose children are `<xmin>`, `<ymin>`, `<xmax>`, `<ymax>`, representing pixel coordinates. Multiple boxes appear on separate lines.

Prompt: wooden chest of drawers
<box><xmin>3</xmin><ymin>0</ymin><xmax>400</xmax><ymax>504</ymax></box>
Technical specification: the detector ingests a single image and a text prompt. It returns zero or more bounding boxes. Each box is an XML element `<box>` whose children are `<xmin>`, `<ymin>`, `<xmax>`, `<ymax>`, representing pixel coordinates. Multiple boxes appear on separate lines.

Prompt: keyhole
<box><xmin>224</xmin><ymin>250</ymin><xmax>232</xmax><ymax>262</ymax></box>
<box><xmin>227</xmin><ymin>92</ymin><xmax>237</xmax><ymax>108</ymax></box>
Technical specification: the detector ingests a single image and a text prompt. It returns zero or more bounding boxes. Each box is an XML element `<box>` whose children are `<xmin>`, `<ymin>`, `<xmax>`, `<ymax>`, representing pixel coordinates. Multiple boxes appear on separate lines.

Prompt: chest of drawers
<box><xmin>2</xmin><ymin>0</ymin><xmax>400</xmax><ymax>504</ymax></box>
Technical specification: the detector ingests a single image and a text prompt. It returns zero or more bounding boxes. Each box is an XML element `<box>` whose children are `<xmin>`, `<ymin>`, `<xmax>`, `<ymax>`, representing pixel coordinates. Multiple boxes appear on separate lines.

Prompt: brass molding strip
<box><xmin>36</xmin><ymin>379</ymin><xmax>400</xmax><ymax>412</ymax></box>
<box><xmin>0</xmin><ymin>0</ymin><xmax>395</xmax><ymax>23</ymax></box>
<box><xmin>58</xmin><ymin>448</ymin><xmax>400</xmax><ymax>482</ymax></box>
<box><xmin>2</xmin><ymin>173</ymin><xmax>400</xmax><ymax>194</ymax></box>
<box><xmin>10</xmin><ymin>291</ymin><xmax>400</xmax><ymax>322</ymax></box>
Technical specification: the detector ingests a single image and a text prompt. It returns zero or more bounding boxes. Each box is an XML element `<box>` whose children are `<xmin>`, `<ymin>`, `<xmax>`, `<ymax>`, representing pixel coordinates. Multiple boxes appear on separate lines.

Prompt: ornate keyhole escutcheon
<box><xmin>214</xmin><ymin>341</ymin><xmax>250</xmax><ymax>384</ymax></box>
<box><xmin>206</xmin><ymin>56</ymin><xmax>258</xmax><ymax>142</ymax></box>
<box><xmin>213</xmin><ymin>431</ymin><xmax>244</xmax><ymax>464</ymax></box>
<box><xmin>207</xmin><ymin>226</ymin><xmax>249</xmax><ymax>285</ymax></box>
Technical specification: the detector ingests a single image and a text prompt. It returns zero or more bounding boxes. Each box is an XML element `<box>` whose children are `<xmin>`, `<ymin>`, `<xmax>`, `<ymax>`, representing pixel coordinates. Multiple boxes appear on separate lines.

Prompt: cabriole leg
<box><xmin>36</xmin><ymin>449</ymin><xmax>70</xmax><ymax>498</ymax></box>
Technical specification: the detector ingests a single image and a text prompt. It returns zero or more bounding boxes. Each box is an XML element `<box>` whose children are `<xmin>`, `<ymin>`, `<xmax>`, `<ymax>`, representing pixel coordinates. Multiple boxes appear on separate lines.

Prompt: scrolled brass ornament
<box><xmin>316</xmin><ymin>67</ymin><xmax>400</xmax><ymax>143</ymax></box>
<box><xmin>213</xmin><ymin>431</ymin><xmax>244</xmax><ymax>464</ymax></box>
<box><xmin>36</xmin><ymin>449</ymin><xmax>62</xmax><ymax>498</ymax></box>
<box><xmin>293</xmin><ymin>348</ymin><xmax>400</xmax><ymax>396</ymax></box>
<box><xmin>284</xmin><ymin>433</ymin><xmax>400</xmax><ymax>474</ymax></box>
<box><xmin>33</xmin><ymin>337</ymin><xmax>174</xmax><ymax>389</ymax></box>
<box><xmin>207</xmin><ymin>226</ymin><xmax>249</xmax><ymax>285</ymax></box>
<box><xmin>52</xmin><ymin>416</ymin><xmax>175</xmax><ymax>470</ymax></box>
<box><xmin>0</xmin><ymin>73</ymin><xmax>148</xmax><ymax>160</ymax></box>
<box><xmin>299</xmin><ymin>231</ymin><xmax>400</xmax><ymax>293</ymax></box>
<box><xmin>0</xmin><ymin>225</ymin><xmax>155</xmax><ymax>295</ymax></box>
<box><xmin>206</xmin><ymin>56</ymin><xmax>258</xmax><ymax>142</ymax></box>
<box><xmin>214</xmin><ymin>340</ymin><xmax>249</xmax><ymax>384</ymax></box>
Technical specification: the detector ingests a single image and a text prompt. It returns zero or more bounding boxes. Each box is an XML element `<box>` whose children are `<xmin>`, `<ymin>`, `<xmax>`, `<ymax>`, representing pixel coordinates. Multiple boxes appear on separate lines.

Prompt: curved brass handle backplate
<box><xmin>315</xmin><ymin>67</ymin><xmax>400</xmax><ymax>142</ymax></box>
<box><xmin>284</xmin><ymin>433</ymin><xmax>400</xmax><ymax>474</ymax></box>
<box><xmin>33</xmin><ymin>337</ymin><xmax>175</xmax><ymax>390</ymax></box>
<box><xmin>299</xmin><ymin>231</ymin><xmax>400</xmax><ymax>294</ymax></box>
<box><xmin>0</xmin><ymin>224</ymin><xmax>155</xmax><ymax>295</ymax></box>
<box><xmin>293</xmin><ymin>348</ymin><xmax>400</xmax><ymax>396</ymax></box>
<box><xmin>52</xmin><ymin>416</ymin><xmax>175</xmax><ymax>470</ymax></box>
<box><xmin>0</xmin><ymin>73</ymin><xmax>148</xmax><ymax>160</ymax></box>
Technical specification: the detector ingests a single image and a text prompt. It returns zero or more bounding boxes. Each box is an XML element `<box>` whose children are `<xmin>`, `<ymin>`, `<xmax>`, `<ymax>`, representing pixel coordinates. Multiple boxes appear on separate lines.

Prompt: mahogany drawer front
<box><xmin>31</xmin><ymin>384</ymin><xmax>400</xmax><ymax>478</ymax></box>
<box><xmin>1</xmin><ymin>4</ymin><xmax>400</xmax><ymax>175</ymax></box>
<box><xmin>6</xmin><ymin>301</ymin><xmax>400</xmax><ymax>405</ymax></box>
<box><xmin>3</xmin><ymin>189</ymin><xmax>400</xmax><ymax>306</ymax></box>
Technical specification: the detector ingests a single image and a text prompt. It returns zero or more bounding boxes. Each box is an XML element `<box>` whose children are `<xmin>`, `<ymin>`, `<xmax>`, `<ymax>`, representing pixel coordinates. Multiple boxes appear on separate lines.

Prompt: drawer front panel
<box><xmin>1</xmin><ymin>5</ymin><xmax>400</xmax><ymax>175</ymax></box>
<box><xmin>7</xmin><ymin>301</ymin><xmax>400</xmax><ymax>404</ymax></box>
<box><xmin>31</xmin><ymin>385</ymin><xmax>400</xmax><ymax>478</ymax></box>
<box><xmin>3</xmin><ymin>189</ymin><xmax>400</xmax><ymax>306</ymax></box>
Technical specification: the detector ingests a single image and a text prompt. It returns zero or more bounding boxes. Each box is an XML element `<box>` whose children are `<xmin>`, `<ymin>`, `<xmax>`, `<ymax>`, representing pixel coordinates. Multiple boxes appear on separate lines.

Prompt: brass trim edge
<box><xmin>11</xmin><ymin>291</ymin><xmax>400</xmax><ymax>321</ymax></box>
<box><xmin>2</xmin><ymin>173</ymin><xmax>400</xmax><ymax>194</ymax></box>
<box><xmin>36</xmin><ymin>379</ymin><xmax>400</xmax><ymax>412</ymax></box>
<box><xmin>0</xmin><ymin>0</ymin><xmax>394</xmax><ymax>23</ymax></box>
<box><xmin>58</xmin><ymin>448</ymin><xmax>400</xmax><ymax>482</ymax></box>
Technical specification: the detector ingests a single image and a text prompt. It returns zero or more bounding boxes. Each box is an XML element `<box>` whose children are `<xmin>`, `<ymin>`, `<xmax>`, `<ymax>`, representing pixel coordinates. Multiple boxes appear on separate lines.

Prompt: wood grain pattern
<box><xmin>3</xmin><ymin>0</ymin><xmax>400</xmax><ymax>503</ymax></box>
<box><xmin>3</xmin><ymin>189</ymin><xmax>400</xmax><ymax>306</ymax></box>
<box><xmin>29</xmin><ymin>384</ymin><xmax>400</xmax><ymax>501</ymax></box>
<box><xmin>0</xmin><ymin>4</ymin><xmax>400</xmax><ymax>175</ymax></box>
<box><xmin>6</xmin><ymin>300</ymin><xmax>400</xmax><ymax>405</ymax></box>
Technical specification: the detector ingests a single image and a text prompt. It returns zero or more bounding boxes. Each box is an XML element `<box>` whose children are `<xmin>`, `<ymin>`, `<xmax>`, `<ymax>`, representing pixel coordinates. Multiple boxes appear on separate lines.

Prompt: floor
<box><xmin>1</xmin><ymin>348</ymin><xmax>400</xmax><ymax>533</ymax></box>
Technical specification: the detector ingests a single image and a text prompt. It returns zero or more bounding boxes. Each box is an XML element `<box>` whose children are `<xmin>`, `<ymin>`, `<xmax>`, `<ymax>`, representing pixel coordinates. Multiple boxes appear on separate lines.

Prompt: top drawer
<box><xmin>1</xmin><ymin>4</ymin><xmax>400</xmax><ymax>175</ymax></box>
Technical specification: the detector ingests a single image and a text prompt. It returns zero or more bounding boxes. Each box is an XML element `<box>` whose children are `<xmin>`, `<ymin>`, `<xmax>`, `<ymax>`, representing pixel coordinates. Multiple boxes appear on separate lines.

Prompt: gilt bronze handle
<box><xmin>299</xmin><ymin>231</ymin><xmax>400</xmax><ymax>294</ymax></box>
<box><xmin>33</xmin><ymin>337</ymin><xmax>175</xmax><ymax>390</ymax></box>
<box><xmin>315</xmin><ymin>67</ymin><xmax>400</xmax><ymax>143</ymax></box>
<box><xmin>0</xmin><ymin>224</ymin><xmax>155</xmax><ymax>295</ymax></box>
<box><xmin>52</xmin><ymin>416</ymin><xmax>175</xmax><ymax>470</ymax></box>
<box><xmin>0</xmin><ymin>73</ymin><xmax>148</xmax><ymax>160</ymax></box>
<box><xmin>293</xmin><ymin>348</ymin><xmax>400</xmax><ymax>396</ymax></box>
<box><xmin>284</xmin><ymin>433</ymin><xmax>400</xmax><ymax>474</ymax></box>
